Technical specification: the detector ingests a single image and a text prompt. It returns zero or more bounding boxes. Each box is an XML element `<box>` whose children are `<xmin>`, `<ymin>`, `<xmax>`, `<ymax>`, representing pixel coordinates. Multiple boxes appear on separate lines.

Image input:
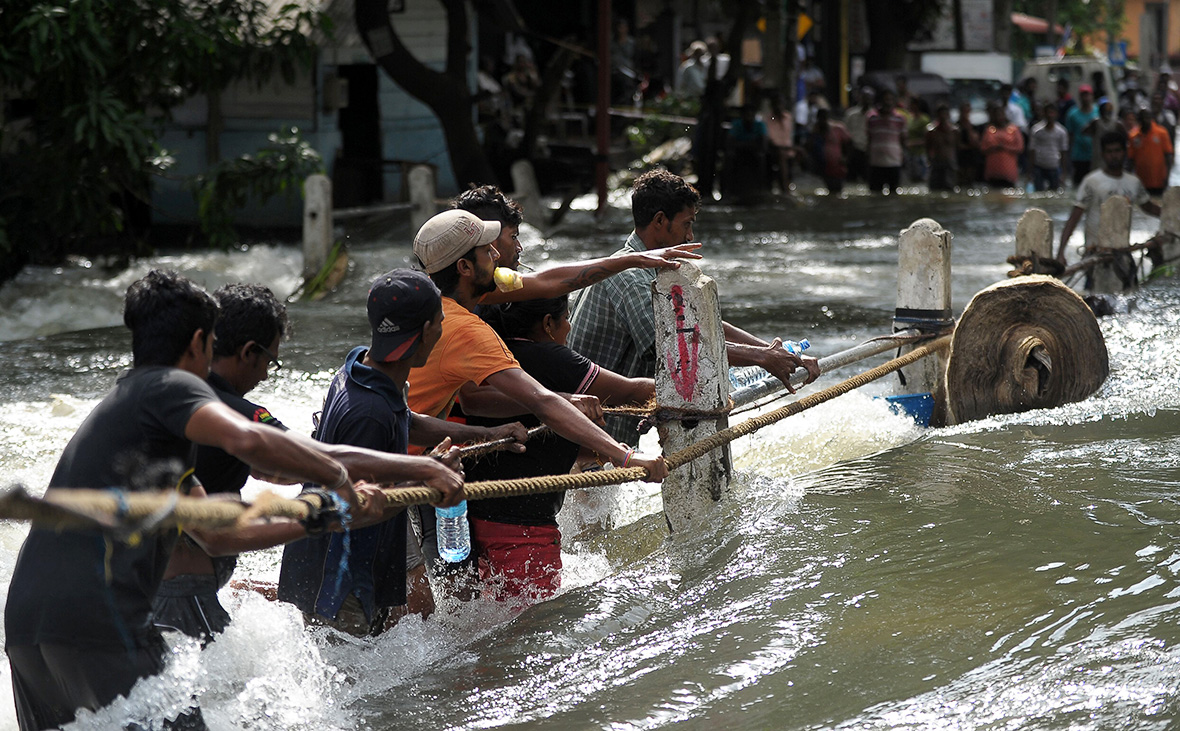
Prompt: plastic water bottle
<box><xmin>727</xmin><ymin>339</ymin><xmax>810</xmax><ymax>389</ymax></box>
<box><xmin>435</xmin><ymin>500</ymin><xmax>471</xmax><ymax>563</ymax></box>
<box><xmin>784</xmin><ymin>338</ymin><xmax>810</xmax><ymax>356</ymax></box>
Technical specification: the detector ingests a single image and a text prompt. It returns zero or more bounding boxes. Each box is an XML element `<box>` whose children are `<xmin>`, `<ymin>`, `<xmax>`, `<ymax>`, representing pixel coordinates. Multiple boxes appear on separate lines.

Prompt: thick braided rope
<box><xmin>0</xmin><ymin>337</ymin><xmax>949</xmax><ymax>525</ymax></box>
<box><xmin>382</xmin><ymin>335</ymin><xmax>951</xmax><ymax>506</ymax></box>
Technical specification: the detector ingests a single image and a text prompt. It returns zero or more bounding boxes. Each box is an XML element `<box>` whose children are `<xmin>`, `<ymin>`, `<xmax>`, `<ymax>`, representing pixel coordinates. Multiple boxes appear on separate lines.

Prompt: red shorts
<box><xmin>469</xmin><ymin>517</ymin><xmax>561</xmax><ymax>602</ymax></box>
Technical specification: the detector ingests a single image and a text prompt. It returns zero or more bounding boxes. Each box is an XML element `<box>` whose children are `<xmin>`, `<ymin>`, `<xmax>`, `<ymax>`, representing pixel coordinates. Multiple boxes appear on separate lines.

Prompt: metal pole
<box><xmin>595</xmin><ymin>0</ymin><xmax>611</xmax><ymax>216</ymax></box>
<box><xmin>730</xmin><ymin>329</ymin><xmax>932</xmax><ymax>407</ymax></box>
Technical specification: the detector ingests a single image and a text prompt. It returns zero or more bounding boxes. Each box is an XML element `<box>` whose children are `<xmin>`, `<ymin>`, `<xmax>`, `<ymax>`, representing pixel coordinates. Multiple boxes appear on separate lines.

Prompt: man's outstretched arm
<box><xmin>481</xmin><ymin>243</ymin><xmax>702</xmax><ymax>303</ymax></box>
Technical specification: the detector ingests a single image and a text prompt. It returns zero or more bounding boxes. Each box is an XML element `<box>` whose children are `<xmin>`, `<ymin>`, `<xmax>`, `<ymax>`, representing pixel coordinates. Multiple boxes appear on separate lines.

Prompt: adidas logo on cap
<box><xmin>376</xmin><ymin>317</ymin><xmax>401</xmax><ymax>334</ymax></box>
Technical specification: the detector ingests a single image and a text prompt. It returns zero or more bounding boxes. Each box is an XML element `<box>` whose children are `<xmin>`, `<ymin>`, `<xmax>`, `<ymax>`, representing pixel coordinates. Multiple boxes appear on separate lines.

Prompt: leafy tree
<box><xmin>0</xmin><ymin>0</ymin><xmax>329</xmax><ymax>283</ymax></box>
<box><xmin>191</xmin><ymin>128</ymin><xmax>325</xmax><ymax>251</ymax></box>
<box><xmin>1011</xmin><ymin>0</ymin><xmax>1126</xmax><ymax>59</ymax></box>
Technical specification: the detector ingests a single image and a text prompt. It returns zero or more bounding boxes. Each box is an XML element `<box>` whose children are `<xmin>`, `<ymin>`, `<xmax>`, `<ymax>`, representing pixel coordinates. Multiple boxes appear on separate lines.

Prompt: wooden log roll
<box><xmin>945</xmin><ymin>275</ymin><xmax>1109</xmax><ymax>425</ymax></box>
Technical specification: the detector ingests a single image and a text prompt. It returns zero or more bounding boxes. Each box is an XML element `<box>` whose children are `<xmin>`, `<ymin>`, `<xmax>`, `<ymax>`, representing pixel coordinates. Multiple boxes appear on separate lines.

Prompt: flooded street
<box><xmin>1</xmin><ymin>186</ymin><xmax>1178</xmax><ymax>730</ymax></box>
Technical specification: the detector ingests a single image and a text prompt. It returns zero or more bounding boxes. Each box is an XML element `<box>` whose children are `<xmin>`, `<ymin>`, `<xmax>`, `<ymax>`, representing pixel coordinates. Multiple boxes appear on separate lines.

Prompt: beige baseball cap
<box><xmin>413</xmin><ymin>210</ymin><xmax>502</xmax><ymax>273</ymax></box>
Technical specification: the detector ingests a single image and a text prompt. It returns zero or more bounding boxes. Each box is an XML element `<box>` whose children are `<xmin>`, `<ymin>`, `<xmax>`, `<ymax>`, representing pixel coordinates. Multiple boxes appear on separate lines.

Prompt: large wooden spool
<box><xmin>945</xmin><ymin>275</ymin><xmax>1109</xmax><ymax>424</ymax></box>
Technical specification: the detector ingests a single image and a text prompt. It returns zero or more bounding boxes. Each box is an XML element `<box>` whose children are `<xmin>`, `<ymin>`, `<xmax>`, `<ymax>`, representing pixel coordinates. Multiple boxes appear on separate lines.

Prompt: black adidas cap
<box><xmin>367</xmin><ymin>269</ymin><xmax>442</xmax><ymax>362</ymax></box>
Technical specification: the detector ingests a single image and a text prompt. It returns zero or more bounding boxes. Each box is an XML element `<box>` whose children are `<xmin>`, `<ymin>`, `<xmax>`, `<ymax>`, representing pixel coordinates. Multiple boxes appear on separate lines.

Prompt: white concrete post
<box><xmin>1014</xmin><ymin>208</ymin><xmax>1054</xmax><ymax>274</ymax></box>
<box><xmin>302</xmin><ymin>174</ymin><xmax>333</xmax><ymax>281</ymax></box>
<box><xmin>894</xmin><ymin>218</ymin><xmax>953</xmax><ymax>425</ymax></box>
<box><xmin>653</xmin><ymin>261</ymin><xmax>731</xmax><ymax>534</ymax></box>
<box><xmin>1158</xmin><ymin>187</ymin><xmax>1180</xmax><ymax>266</ymax></box>
<box><xmin>408</xmin><ymin>165</ymin><xmax>437</xmax><ymax>237</ymax></box>
<box><xmin>1089</xmin><ymin>195</ymin><xmax>1133</xmax><ymax>293</ymax></box>
<box><xmin>510</xmin><ymin>159</ymin><xmax>543</xmax><ymax>226</ymax></box>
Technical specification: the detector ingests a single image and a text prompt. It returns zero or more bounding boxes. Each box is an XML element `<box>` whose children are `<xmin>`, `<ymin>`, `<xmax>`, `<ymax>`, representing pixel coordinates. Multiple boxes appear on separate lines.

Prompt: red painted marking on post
<box><xmin>666</xmin><ymin>285</ymin><xmax>700</xmax><ymax>400</ymax></box>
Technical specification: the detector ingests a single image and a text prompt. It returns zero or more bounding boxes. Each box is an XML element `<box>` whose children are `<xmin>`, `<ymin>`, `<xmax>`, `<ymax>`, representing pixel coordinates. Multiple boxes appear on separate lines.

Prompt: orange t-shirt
<box><xmin>407</xmin><ymin>296</ymin><xmax>520</xmax><ymax>421</ymax></box>
<box><xmin>1129</xmin><ymin>121</ymin><xmax>1174</xmax><ymax>190</ymax></box>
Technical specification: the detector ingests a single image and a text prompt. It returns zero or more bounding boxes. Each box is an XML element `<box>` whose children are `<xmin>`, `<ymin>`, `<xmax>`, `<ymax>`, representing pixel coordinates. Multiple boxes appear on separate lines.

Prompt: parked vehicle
<box><xmin>921</xmin><ymin>52</ymin><xmax>1012</xmax><ymax>85</ymax></box>
<box><xmin>921</xmin><ymin>52</ymin><xmax>1011</xmax><ymax>127</ymax></box>
<box><xmin>858</xmin><ymin>70</ymin><xmax>952</xmax><ymax>111</ymax></box>
<box><xmin>948</xmin><ymin>78</ymin><xmax>1005</xmax><ymax>127</ymax></box>
<box><xmin>1019</xmin><ymin>56</ymin><xmax>1119</xmax><ymax>113</ymax></box>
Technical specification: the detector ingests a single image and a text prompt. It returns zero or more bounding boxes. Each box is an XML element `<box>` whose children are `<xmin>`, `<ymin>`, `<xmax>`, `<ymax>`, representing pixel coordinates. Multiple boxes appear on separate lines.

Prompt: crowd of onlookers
<box><xmin>717</xmin><ymin>64</ymin><xmax>1180</xmax><ymax>198</ymax></box>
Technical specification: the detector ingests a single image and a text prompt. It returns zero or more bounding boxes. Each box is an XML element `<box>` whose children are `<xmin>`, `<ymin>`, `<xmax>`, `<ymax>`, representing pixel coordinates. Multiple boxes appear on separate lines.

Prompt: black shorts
<box><xmin>7</xmin><ymin>639</ymin><xmax>206</xmax><ymax>730</ymax></box>
<box><xmin>153</xmin><ymin>573</ymin><xmax>232</xmax><ymax>644</ymax></box>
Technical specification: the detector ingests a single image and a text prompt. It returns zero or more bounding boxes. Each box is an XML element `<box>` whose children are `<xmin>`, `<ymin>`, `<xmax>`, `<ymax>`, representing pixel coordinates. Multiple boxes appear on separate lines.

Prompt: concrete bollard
<box><xmin>653</xmin><ymin>261</ymin><xmax>731</xmax><ymax>533</ymax></box>
<box><xmin>302</xmin><ymin>174</ymin><xmax>333</xmax><ymax>281</ymax></box>
<box><xmin>408</xmin><ymin>164</ymin><xmax>437</xmax><ymax>236</ymax></box>
<box><xmin>1089</xmin><ymin>195</ymin><xmax>1133</xmax><ymax>293</ymax></box>
<box><xmin>894</xmin><ymin>218</ymin><xmax>953</xmax><ymax>425</ymax></box>
<box><xmin>1014</xmin><ymin>208</ymin><xmax>1054</xmax><ymax>274</ymax></box>
<box><xmin>509</xmin><ymin>160</ymin><xmax>543</xmax><ymax>227</ymax></box>
<box><xmin>1158</xmin><ymin>188</ymin><xmax>1180</xmax><ymax>266</ymax></box>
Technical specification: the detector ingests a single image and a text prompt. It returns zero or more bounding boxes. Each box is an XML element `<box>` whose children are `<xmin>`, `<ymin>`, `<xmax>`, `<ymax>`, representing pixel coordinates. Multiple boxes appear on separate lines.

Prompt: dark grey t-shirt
<box><xmin>5</xmin><ymin>366</ymin><xmax>218</xmax><ymax>649</ymax></box>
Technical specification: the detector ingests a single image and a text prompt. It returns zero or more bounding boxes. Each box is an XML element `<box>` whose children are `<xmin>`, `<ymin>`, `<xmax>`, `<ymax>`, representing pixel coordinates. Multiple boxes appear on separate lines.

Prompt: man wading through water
<box><xmin>3</xmin><ymin>271</ymin><xmax>460</xmax><ymax>730</ymax></box>
<box><xmin>1057</xmin><ymin>130</ymin><xmax>1161</xmax><ymax>288</ymax></box>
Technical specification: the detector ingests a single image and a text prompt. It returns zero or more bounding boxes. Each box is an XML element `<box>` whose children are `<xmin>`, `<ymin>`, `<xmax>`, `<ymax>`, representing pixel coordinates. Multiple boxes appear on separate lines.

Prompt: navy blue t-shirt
<box><xmin>277</xmin><ymin>347</ymin><xmax>410</xmax><ymax>622</ymax></box>
<box><xmin>5</xmin><ymin>366</ymin><xmax>218</xmax><ymax>650</ymax></box>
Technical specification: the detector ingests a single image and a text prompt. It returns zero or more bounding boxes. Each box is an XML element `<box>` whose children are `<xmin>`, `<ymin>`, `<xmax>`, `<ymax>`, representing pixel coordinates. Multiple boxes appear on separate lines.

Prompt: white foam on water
<box><xmin>732</xmin><ymin>385</ymin><xmax>927</xmax><ymax>480</ymax></box>
<box><xmin>0</xmin><ymin>246</ymin><xmax>301</xmax><ymax>342</ymax></box>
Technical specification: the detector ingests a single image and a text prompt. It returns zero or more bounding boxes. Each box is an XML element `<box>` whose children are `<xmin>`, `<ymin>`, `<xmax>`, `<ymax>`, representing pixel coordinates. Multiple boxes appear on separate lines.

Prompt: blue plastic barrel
<box><xmin>884</xmin><ymin>393</ymin><xmax>934</xmax><ymax>427</ymax></box>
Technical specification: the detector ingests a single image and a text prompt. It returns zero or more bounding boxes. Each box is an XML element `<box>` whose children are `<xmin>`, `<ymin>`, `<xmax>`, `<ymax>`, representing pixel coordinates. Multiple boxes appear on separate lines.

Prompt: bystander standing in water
<box><xmin>866</xmin><ymin>90</ymin><xmax>907</xmax><ymax>195</ymax></box>
<box><xmin>981</xmin><ymin>102</ymin><xmax>1024</xmax><ymax>188</ymax></box>
<box><xmin>810</xmin><ymin>107</ymin><xmax>852</xmax><ymax>194</ymax></box>
<box><xmin>1128</xmin><ymin>106</ymin><xmax>1173</xmax><ymax>196</ymax></box>
<box><xmin>1028</xmin><ymin>102</ymin><xmax>1069</xmax><ymax>191</ymax></box>
<box><xmin>1066</xmin><ymin>84</ymin><xmax>1099</xmax><ymax>186</ymax></box>
<box><xmin>926</xmin><ymin>103</ymin><xmax>958</xmax><ymax>191</ymax></box>
<box><xmin>844</xmin><ymin>87</ymin><xmax>873</xmax><ymax>183</ymax></box>
<box><xmin>956</xmin><ymin>101</ymin><xmax>983</xmax><ymax>186</ymax></box>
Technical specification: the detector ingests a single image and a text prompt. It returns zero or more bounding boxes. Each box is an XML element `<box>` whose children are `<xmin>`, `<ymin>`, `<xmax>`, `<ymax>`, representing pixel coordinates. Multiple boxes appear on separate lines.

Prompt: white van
<box><xmin>1019</xmin><ymin>57</ymin><xmax>1119</xmax><ymax>114</ymax></box>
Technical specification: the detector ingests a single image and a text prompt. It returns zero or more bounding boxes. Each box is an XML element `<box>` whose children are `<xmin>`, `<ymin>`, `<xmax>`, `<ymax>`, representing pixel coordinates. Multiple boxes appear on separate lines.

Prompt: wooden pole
<box><xmin>1015</xmin><ymin>208</ymin><xmax>1054</xmax><ymax>274</ymax></box>
<box><xmin>893</xmin><ymin>218</ymin><xmax>953</xmax><ymax>425</ymax></box>
<box><xmin>653</xmin><ymin>261</ymin><xmax>731</xmax><ymax>533</ymax></box>
<box><xmin>1090</xmin><ymin>195</ymin><xmax>1133</xmax><ymax>293</ymax></box>
<box><xmin>302</xmin><ymin>174</ymin><xmax>333</xmax><ymax>281</ymax></box>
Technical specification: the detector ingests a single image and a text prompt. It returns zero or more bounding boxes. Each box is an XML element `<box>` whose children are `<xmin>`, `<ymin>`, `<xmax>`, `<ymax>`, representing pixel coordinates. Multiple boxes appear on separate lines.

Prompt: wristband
<box><xmin>621</xmin><ymin>448</ymin><xmax>635</xmax><ymax>469</ymax></box>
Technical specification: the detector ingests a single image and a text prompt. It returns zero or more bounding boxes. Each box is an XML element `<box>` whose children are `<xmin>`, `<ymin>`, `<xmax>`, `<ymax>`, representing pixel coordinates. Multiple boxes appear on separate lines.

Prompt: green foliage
<box><xmin>0</xmin><ymin>0</ymin><xmax>331</xmax><ymax>277</ymax></box>
<box><xmin>190</xmin><ymin>127</ymin><xmax>324</xmax><ymax>250</ymax></box>
<box><xmin>626</xmin><ymin>95</ymin><xmax>701</xmax><ymax>151</ymax></box>
<box><xmin>1011</xmin><ymin>0</ymin><xmax>1127</xmax><ymax>59</ymax></box>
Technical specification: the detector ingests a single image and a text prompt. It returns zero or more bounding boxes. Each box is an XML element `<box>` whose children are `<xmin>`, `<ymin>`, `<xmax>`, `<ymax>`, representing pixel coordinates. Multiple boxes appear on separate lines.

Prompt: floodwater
<box><xmin>1</xmin><ymin>185</ymin><xmax>1178</xmax><ymax>730</ymax></box>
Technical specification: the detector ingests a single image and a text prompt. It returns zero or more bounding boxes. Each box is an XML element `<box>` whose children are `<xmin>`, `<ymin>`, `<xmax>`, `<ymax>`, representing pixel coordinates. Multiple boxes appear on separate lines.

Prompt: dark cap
<box><xmin>367</xmin><ymin>269</ymin><xmax>442</xmax><ymax>362</ymax></box>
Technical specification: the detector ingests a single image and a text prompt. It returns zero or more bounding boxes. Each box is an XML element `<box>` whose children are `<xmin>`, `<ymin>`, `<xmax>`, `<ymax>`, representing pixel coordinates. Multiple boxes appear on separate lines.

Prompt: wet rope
<box><xmin>456</xmin><ymin>401</ymin><xmax>729</xmax><ymax>461</ymax></box>
<box><xmin>0</xmin><ymin>336</ymin><xmax>949</xmax><ymax>529</ymax></box>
